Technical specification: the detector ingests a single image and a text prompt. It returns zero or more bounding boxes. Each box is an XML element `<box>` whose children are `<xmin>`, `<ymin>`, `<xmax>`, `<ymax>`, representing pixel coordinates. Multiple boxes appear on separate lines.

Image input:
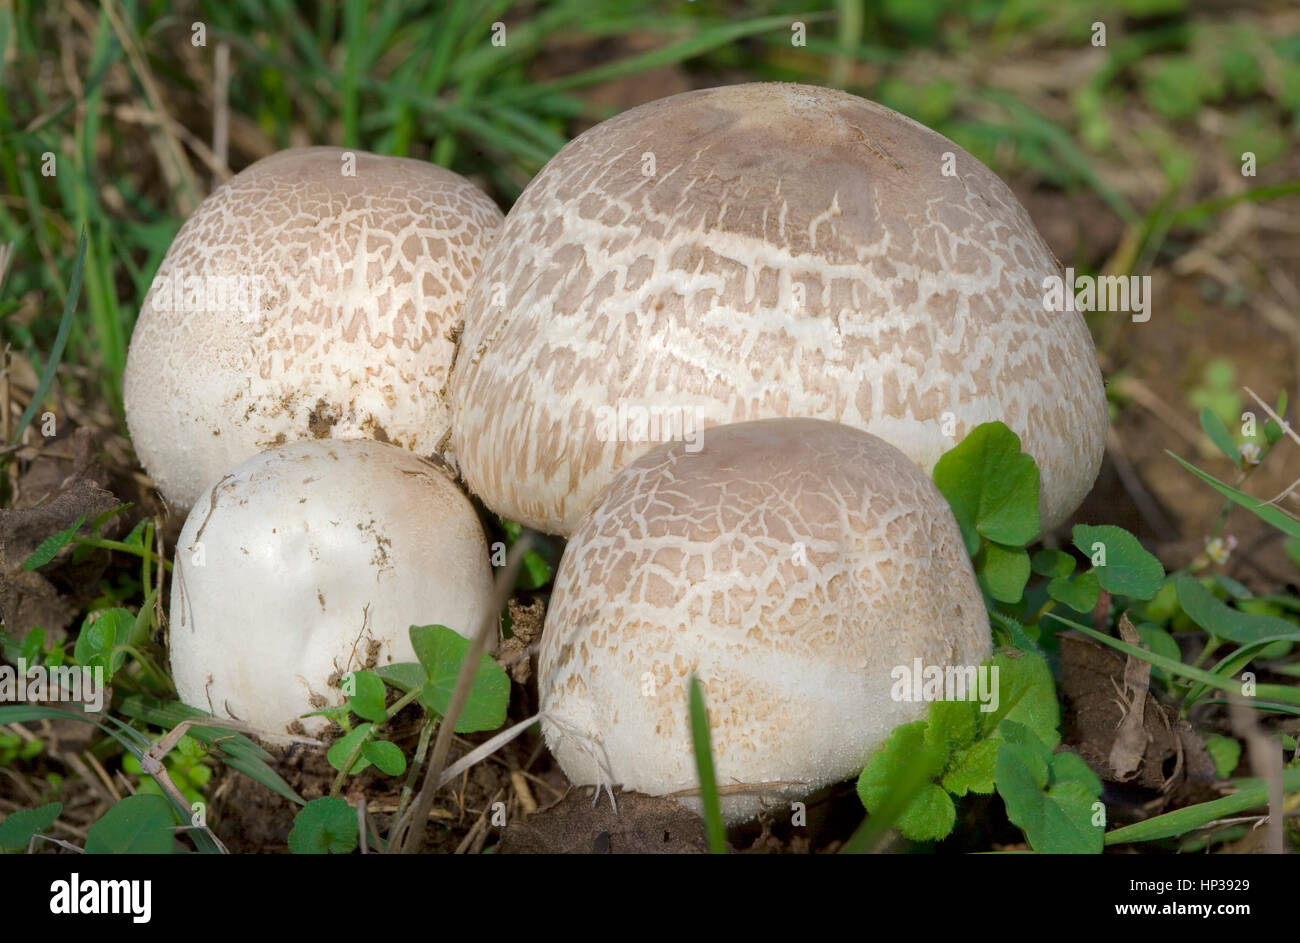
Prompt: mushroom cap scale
<box><xmin>125</xmin><ymin>146</ymin><xmax>503</xmax><ymax>509</ymax></box>
<box><xmin>451</xmin><ymin>82</ymin><xmax>1106</xmax><ymax>536</ymax></box>
<box><xmin>538</xmin><ymin>417</ymin><xmax>991</xmax><ymax>823</ymax></box>
<box><xmin>169</xmin><ymin>438</ymin><xmax>494</xmax><ymax>737</ymax></box>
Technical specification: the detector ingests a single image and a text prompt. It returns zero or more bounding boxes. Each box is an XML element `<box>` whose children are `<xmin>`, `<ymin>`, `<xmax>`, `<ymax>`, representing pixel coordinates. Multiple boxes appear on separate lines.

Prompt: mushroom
<box><xmin>125</xmin><ymin>146</ymin><xmax>503</xmax><ymax>509</ymax></box>
<box><xmin>537</xmin><ymin>417</ymin><xmax>990</xmax><ymax>823</ymax></box>
<box><xmin>451</xmin><ymin>82</ymin><xmax>1106</xmax><ymax>536</ymax></box>
<box><xmin>169</xmin><ymin>438</ymin><xmax>494</xmax><ymax>736</ymax></box>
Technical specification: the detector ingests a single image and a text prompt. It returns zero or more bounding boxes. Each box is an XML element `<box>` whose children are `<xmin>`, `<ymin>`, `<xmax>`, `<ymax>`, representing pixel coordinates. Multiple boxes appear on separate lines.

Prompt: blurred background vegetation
<box><xmin>0</xmin><ymin>0</ymin><xmax>1297</xmax><ymax>570</ymax></box>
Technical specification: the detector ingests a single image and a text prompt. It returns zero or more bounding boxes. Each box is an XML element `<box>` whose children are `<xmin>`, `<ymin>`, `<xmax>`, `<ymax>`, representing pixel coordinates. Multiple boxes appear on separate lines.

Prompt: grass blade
<box><xmin>1104</xmin><ymin>766</ymin><xmax>1300</xmax><ymax>845</ymax></box>
<box><xmin>9</xmin><ymin>229</ymin><xmax>85</xmax><ymax>447</ymax></box>
<box><xmin>688</xmin><ymin>674</ymin><xmax>727</xmax><ymax>854</ymax></box>
<box><xmin>1168</xmin><ymin>451</ymin><xmax>1300</xmax><ymax>540</ymax></box>
<box><xmin>1046</xmin><ymin>614</ymin><xmax>1300</xmax><ymax>708</ymax></box>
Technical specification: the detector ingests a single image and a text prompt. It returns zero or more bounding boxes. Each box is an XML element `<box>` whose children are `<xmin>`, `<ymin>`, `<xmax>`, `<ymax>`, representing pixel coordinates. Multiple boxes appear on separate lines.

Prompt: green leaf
<box><xmin>22</xmin><ymin>515</ymin><xmax>86</xmax><ymax>570</ymax></box>
<box><xmin>997</xmin><ymin>719</ymin><xmax>1051</xmax><ymax>787</ymax></box>
<box><xmin>1031</xmin><ymin>548</ymin><xmax>1075</xmax><ymax>578</ymax></box>
<box><xmin>374</xmin><ymin>662</ymin><xmax>427</xmax><ymax>694</ymax></box>
<box><xmin>1199</xmin><ymin>406</ymin><xmax>1238</xmax><ymax>463</ymax></box>
<box><xmin>978</xmin><ymin>542</ymin><xmax>1031</xmax><ymax>603</ymax></box>
<box><xmin>995</xmin><ymin>730</ymin><xmax>1103</xmax><ymax>854</ymax></box>
<box><xmin>1072</xmin><ymin>524</ymin><xmax>1165</xmax><ymax>599</ymax></box>
<box><xmin>1175</xmin><ymin>576</ymin><xmax>1300</xmax><ymax>645</ymax></box>
<box><xmin>288</xmin><ymin>797</ymin><xmax>357</xmax><ymax>854</ymax></box>
<box><xmin>361</xmin><ymin>740</ymin><xmax>407</xmax><ymax>776</ymax></box>
<box><xmin>0</xmin><ymin>802</ymin><xmax>61</xmax><ymax>852</ymax></box>
<box><xmin>1050</xmin><ymin>750</ymin><xmax>1103</xmax><ymax>793</ymax></box>
<box><xmin>326</xmin><ymin>723</ymin><xmax>374</xmax><ymax>775</ymax></box>
<box><xmin>72</xmin><ymin>608</ymin><xmax>134</xmax><ymax>677</ymax></box>
<box><xmin>19</xmin><ymin>627</ymin><xmax>44</xmax><ymax>664</ymax></box>
<box><xmin>410</xmin><ymin>624</ymin><xmax>509</xmax><ymax>733</ymax></box>
<box><xmin>858</xmin><ymin>721</ymin><xmax>953</xmax><ymax>841</ymax></box>
<box><xmin>85</xmin><ymin>794</ymin><xmax>175</xmax><ymax>854</ymax></box>
<box><xmin>1203</xmin><ymin>735</ymin><xmax>1241</xmax><ymax>778</ymax></box>
<box><xmin>942</xmin><ymin>738</ymin><xmax>999</xmax><ymax>797</ymax></box>
<box><xmin>1287</xmin><ymin>539</ymin><xmax>1300</xmax><ymax>570</ymax></box>
<box><xmin>1047</xmin><ymin>569</ymin><xmax>1102</xmax><ymax>613</ymax></box>
<box><xmin>896</xmin><ymin>783</ymin><xmax>956</xmax><ymax>841</ymax></box>
<box><xmin>979</xmin><ymin>652</ymin><xmax>1060</xmax><ymax>747</ymax></box>
<box><xmin>347</xmin><ymin>670</ymin><xmax>388</xmax><ymax>722</ymax></box>
<box><xmin>925</xmin><ymin>699</ymin><xmax>978</xmax><ymax>754</ymax></box>
<box><xmin>1168</xmin><ymin>452</ymin><xmax>1300</xmax><ymax>540</ymax></box>
<box><xmin>933</xmin><ymin>422</ymin><xmax>1041</xmax><ymax>553</ymax></box>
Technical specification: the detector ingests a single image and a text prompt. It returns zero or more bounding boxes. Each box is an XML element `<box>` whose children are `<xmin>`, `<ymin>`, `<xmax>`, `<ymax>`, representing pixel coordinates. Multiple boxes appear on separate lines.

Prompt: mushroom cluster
<box><xmin>126</xmin><ymin>81</ymin><xmax>1106</xmax><ymax>826</ymax></box>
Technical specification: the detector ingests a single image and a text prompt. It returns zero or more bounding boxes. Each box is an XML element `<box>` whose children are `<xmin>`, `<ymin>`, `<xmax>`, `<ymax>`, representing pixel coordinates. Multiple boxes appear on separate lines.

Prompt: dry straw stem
<box><xmin>1228</xmin><ymin>701</ymin><xmax>1284</xmax><ymax>855</ymax></box>
<box><xmin>393</xmin><ymin>532</ymin><xmax>536</xmax><ymax>854</ymax></box>
<box><xmin>100</xmin><ymin>0</ymin><xmax>200</xmax><ymax>214</ymax></box>
<box><xmin>1244</xmin><ymin>386</ymin><xmax>1300</xmax><ymax>514</ymax></box>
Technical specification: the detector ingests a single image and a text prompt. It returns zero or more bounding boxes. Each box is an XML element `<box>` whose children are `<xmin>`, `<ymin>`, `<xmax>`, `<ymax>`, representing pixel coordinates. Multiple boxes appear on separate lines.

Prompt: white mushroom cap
<box><xmin>125</xmin><ymin>147</ymin><xmax>503</xmax><ymax>509</ymax></box>
<box><xmin>538</xmin><ymin>417</ymin><xmax>990</xmax><ymax>824</ymax></box>
<box><xmin>451</xmin><ymin>82</ymin><xmax>1105</xmax><ymax>536</ymax></box>
<box><xmin>169</xmin><ymin>439</ymin><xmax>494</xmax><ymax>737</ymax></box>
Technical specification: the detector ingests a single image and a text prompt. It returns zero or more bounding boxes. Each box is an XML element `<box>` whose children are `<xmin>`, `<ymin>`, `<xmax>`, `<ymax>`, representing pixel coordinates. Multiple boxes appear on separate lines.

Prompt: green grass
<box><xmin>2</xmin><ymin>0</ymin><xmax>1296</xmax><ymax>427</ymax></box>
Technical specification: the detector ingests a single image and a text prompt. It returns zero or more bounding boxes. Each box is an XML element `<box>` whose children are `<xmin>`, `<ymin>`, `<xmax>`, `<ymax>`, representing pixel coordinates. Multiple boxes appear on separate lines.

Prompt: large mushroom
<box><xmin>125</xmin><ymin>147</ymin><xmax>503</xmax><ymax>509</ymax></box>
<box><xmin>451</xmin><ymin>82</ymin><xmax>1106</xmax><ymax>536</ymax></box>
<box><xmin>538</xmin><ymin>418</ymin><xmax>990</xmax><ymax>823</ymax></box>
<box><xmin>169</xmin><ymin>438</ymin><xmax>494</xmax><ymax>737</ymax></box>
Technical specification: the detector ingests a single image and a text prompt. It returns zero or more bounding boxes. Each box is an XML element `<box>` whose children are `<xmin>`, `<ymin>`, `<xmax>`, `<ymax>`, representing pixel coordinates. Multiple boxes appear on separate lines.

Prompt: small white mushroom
<box><xmin>169</xmin><ymin>439</ymin><xmax>494</xmax><ymax>737</ymax></box>
<box><xmin>125</xmin><ymin>146</ymin><xmax>503</xmax><ymax>509</ymax></box>
<box><xmin>451</xmin><ymin>82</ymin><xmax>1106</xmax><ymax>536</ymax></box>
<box><xmin>538</xmin><ymin>417</ymin><xmax>990</xmax><ymax>824</ymax></box>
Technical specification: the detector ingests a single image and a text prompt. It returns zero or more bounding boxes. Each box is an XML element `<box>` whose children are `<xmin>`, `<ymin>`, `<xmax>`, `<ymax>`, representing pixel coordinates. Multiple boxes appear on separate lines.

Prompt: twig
<box><xmin>392</xmin><ymin>533</ymin><xmax>536</xmax><ymax>853</ymax></box>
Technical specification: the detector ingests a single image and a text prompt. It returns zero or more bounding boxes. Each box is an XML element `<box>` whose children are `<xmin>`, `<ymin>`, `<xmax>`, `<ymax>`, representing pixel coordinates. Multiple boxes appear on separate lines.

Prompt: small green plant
<box><xmin>856</xmin><ymin>412</ymin><xmax>1300</xmax><ymax>852</ymax></box>
<box><xmin>857</xmin><ymin>649</ymin><xmax>1104</xmax><ymax>852</ymax></box>
<box><xmin>288</xmin><ymin>622</ymin><xmax>511</xmax><ymax>854</ymax></box>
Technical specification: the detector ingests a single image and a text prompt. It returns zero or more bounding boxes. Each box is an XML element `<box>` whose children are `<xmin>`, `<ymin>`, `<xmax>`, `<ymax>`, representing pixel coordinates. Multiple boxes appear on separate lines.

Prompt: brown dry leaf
<box><xmin>0</xmin><ymin>429</ymin><xmax>122</xmax><ymax>642</ymax></box>
<box><xmin>1108</xmin><ymin>613</ymin><xmax>1153</xmax><ymax>781</ymax></box>
<box><xmin>1059</xmin><ymin>631</ymin><xmax>1196</xmax><ymax>792</ymax></box>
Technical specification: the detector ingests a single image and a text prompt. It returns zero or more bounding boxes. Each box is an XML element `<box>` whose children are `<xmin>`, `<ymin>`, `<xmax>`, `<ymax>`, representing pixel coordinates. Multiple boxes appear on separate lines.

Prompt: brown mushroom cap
<box><xmin>451</xmin><ymin>82</ymin><xmax>1105</xmax><ymax>536</ymax></box>
<box><xmin>538</xmin><ymin>417</ymin><xmax>991</xmax><ymax>823</ymax></box>
<box><xmin>124</xmin><ymin>147</ymin><xmax>503</xmax><ymax>508</ymax></box>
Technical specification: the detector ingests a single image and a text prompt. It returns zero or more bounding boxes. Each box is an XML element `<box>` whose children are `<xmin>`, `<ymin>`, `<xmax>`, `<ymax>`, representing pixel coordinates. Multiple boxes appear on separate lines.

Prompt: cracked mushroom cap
<box><xmin>169</xmin><ymin>438</ymin><xmax>494</xmax><ymax>737</ymax></box>
<box><xmin>538</xmin><ymin>417</ymin><xmax>991</xmax><ymax>824</ymax></box>
<box><xmin>125</xmin><ymin>146</ymin><xmax>503</xmax><ymax>509</ymax></box>
<box><xmin>451</xmin><ymin>82</ymin><xmax>1105</xmax><ymax>536</ymax></box>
